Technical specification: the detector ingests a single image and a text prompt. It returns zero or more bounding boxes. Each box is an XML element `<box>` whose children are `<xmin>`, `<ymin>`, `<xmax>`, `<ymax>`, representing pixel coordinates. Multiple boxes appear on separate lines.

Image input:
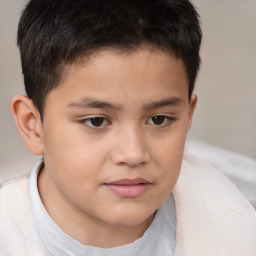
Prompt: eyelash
<box><xmin>79</xmin><ymin>117</ymin><xmax>111</xmax><ymax>128</ymax></box>
<box><xmin>146</xmin><ymin>115</ymin><xmax>176</xmax><ymax>127</ymax></box>
<box><xmin>79</xmin><ymin>115</ymin><xmax>176</xmax><ymax>129</ymax></box>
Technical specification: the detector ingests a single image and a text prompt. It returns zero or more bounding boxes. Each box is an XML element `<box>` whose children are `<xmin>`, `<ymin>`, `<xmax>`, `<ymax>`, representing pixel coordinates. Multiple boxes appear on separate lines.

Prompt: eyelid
<box><xmin>79</xmin><ymin>115</ymin><xmax>111</xmax><ymax>129</ymax></box>
<box><xmin>146</xmin><ymin>115</ymin><xmax>177</xmax><ymax>127</ymax></box>
<box><xmin>78</xmin><ymin>114</ymin><xmax>176</xmax><ymax>129</ymax></box>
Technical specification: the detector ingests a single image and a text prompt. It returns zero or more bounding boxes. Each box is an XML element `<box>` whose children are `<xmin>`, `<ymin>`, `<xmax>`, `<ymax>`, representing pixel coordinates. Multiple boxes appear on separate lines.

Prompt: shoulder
<box><xmin>0</xmin><ymin>174</ymin><xmax>48</xmax><ymax>255</ymax></box>
<box><xmin>173</xmin><ymin>152</ymin><xmax>256</xmax><ymax>255</ymax></box>
<box><xmin>180</xmin><ymin>152</ymin><xmax>256</xmax><ymax>217</ymax></box>
<box><xmin>0</xmin><ymin>175</ymin><xmax>30</xmax><ymax>218</ymax></box>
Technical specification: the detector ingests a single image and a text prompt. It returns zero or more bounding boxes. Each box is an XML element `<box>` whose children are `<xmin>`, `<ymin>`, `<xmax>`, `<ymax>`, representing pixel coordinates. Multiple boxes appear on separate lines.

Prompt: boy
<box><xmin>0</xmin><ymin>0</ymin><xmax>255</xmax><ymax>255</ymax></box>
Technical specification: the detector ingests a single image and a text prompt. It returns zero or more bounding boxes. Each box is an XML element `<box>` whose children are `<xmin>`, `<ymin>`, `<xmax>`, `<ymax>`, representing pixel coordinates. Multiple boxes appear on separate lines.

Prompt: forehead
<box><xmin>45</xmin><ymin>47</ymin><xmax>189</xmax><ymax>111</ymax></box>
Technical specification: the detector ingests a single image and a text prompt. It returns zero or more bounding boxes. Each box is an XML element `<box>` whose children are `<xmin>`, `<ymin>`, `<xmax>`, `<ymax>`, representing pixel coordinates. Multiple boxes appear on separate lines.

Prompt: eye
<box><xmin>81</xmin><ymin>117</ymin><xmax>110</xmax><ymax>128</ymax></box>
<box><xmin>146</xmin><ymin>115</ymin><xmax>175</xmax><ymax>127</ymax></box>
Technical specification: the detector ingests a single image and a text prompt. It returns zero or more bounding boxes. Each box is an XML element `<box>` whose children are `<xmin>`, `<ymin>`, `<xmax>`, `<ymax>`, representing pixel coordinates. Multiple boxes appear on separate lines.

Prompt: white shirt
<box><xmin>28</xmin><ymin>161</ymin><xmax>176</xmax><ymax>256</ymax></box>
<box><xmin>1</xmin><ymin>152</ymin><xmax>256</xmax><ymax>256</ymax></box>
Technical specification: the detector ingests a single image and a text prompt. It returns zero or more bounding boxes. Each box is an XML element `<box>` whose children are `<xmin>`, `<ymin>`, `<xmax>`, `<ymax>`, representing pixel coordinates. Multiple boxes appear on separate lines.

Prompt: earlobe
<box><xmin>11</xmin><ymin>95</ymin><xmax>44</xmax><ymax>155</ymax></box>
<box><xmin>187</xmin><ymin>94</ymin><xmax>197</xmax><ymax>132</ymax></box>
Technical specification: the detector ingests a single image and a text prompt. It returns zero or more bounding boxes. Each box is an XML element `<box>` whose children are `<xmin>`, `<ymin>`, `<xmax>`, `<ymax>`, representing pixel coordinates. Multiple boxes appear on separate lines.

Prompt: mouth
<box><xmin>104</xmin><ymin>178</ymin><xmax>152</xmax><ymax>198</ymax></box>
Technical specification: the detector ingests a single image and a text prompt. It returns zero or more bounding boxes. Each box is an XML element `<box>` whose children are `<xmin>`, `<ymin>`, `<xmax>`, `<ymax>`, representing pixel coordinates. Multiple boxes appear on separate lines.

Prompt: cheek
<box><xmin>42</xmin><ymin>124</ymin><xmax>108</xmax><ymax>191</ymax></box>
<box><xmin>155</xmin><ymin>128</ymin><xmax>186</xmax><ymax>161</ymax></box>
<box><xmin>43</xmin><ymin>118</ymin><xmax>103</xmax><ymax>162</ymax></box>
<box><xmin>152</xmin><ymin>130</ymin><xmax>186</xmax><ymax>186</ymax></box>
<box><xmin>156</xmin><ymin>152</ymin><xmax>182</xmax><ymax>187</ymax></box>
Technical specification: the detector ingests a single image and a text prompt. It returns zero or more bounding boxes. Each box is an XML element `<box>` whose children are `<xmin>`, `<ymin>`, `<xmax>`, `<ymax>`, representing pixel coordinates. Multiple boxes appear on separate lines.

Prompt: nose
<box><xmin>111</xmin><ymin>126</ymin><xmax>151</xmax><ymax>168</ymax></box>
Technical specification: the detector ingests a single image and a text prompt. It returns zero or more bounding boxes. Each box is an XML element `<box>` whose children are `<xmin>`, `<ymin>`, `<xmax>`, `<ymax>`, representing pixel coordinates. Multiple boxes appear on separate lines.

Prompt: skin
<box><xmin>12</xmin><ymin>47</ymin><xmax>197</xmax><ymax>248</ymax></box>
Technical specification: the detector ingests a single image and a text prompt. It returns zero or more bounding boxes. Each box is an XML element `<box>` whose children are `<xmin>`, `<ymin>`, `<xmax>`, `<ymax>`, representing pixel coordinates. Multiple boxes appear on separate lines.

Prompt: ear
<box><xmin>186</xmin><ymin>94</ymin><xmax>197</xmax><ymax>132</ymax></box>
<box><xmin>11</xmin><ymin>95</ymin><xmax>44</xmax><ymax>155</ymax></box>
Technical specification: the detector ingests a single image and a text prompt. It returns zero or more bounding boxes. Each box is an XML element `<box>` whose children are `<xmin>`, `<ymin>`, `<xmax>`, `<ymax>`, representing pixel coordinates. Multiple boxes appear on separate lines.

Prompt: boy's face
<box><xmin>38</xmin><ymin>48</ymin><xmax>196</xmax><ymax>232</ymax></box>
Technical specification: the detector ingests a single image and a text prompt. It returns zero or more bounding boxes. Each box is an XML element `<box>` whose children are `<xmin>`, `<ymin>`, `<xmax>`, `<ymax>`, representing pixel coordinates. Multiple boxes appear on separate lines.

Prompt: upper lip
<box><xmin>106</xmin><ymin>178</ymin><xmax>151</xmax><ymax>185</ymax></box>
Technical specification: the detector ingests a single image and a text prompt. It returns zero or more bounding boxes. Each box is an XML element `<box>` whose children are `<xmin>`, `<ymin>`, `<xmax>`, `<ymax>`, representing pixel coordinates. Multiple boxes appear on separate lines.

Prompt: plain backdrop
<box><xmin>0</xmin><ymin>0</ymin><xmax>256</xmax><ymax>182</ymax></box>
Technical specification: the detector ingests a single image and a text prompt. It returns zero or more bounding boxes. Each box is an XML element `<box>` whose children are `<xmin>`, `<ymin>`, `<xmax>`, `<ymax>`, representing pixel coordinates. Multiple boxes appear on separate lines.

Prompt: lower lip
<box><xmin>105</xmin><ymin>184</ymin><xmax>151</xmax><ymax>198</ymax></box>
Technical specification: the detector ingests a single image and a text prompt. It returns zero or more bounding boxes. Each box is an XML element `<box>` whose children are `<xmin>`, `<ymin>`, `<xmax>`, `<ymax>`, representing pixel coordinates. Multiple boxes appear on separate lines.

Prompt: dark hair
<box><xmin>17</xmin><ymin>0</ymin><xmax>202</xmax><ymax>117</ymax></box>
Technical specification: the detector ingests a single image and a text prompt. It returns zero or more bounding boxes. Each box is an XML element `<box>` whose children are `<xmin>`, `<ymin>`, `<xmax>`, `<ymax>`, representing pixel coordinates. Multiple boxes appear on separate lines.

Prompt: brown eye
<box><xmin>146</xmin><ymin>115</ymin><xmax>175</xmax><ymax>127</ymax></box>
<box><xmin>152</xmin><ymin>116</ymin><xmax>165</xmax><ymax>125</ymax></box>
<box><xmin>90</xmin><ymin>117</ymin><xmax>104</xmax><ymax>127</ymax></box>
<box><xmin>82</xmin><ymin>117</ymin><xmax>110</xmax><ymax>128</ymax></box>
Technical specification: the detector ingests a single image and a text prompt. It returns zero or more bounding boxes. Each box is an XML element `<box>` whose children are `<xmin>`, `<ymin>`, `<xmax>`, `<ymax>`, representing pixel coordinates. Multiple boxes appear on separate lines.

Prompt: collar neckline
<box><xmin>28</xmin><ymin>160</ymin><xmax>176</xmax><ymax>256</ymax></box>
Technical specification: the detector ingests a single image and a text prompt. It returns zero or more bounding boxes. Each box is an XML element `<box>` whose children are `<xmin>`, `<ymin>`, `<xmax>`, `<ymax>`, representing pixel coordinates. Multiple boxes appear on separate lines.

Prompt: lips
<box><xmin>104</xmin><ymin>178</ymin><xmax>152</xmax><ymax>198</ymax></box>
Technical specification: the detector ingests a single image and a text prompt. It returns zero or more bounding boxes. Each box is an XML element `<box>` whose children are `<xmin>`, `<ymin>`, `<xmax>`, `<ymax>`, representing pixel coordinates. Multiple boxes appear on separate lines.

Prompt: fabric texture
<box><xmin>185</xmin><ymin>139</ymin><xmax>256</xmax><ymax>208</ymax></box>
<box><xmin>28</xmin><ymin>161</ymin><xmax>176</xmax><ymax>256</ymax></box>
<box><xmin>0</xmin><ymin>152</ymin><xmax>256</xmax><ymax>256</ymax></box>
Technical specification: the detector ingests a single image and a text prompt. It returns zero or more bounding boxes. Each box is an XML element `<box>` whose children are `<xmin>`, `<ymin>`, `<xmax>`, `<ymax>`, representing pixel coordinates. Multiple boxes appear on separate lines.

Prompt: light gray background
<box><xmin>0</xmin><ymin>0</ymin><xmax>256</xmax><ymax>182</ymax></box>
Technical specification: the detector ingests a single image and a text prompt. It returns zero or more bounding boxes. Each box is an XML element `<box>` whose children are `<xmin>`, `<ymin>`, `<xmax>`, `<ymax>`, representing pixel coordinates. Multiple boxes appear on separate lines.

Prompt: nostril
<box><xmin>111</xmin><ymin>147</ymin><xmax>150</xmax><ymax>167</ymax></box>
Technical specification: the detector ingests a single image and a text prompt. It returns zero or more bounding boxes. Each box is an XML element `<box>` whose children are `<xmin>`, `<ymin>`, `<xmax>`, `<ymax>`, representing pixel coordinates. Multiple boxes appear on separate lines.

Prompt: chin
<box><xmin>104</xmin><ymin>208</ymin><xmax>155</xmax><ymax>228</ymax></box>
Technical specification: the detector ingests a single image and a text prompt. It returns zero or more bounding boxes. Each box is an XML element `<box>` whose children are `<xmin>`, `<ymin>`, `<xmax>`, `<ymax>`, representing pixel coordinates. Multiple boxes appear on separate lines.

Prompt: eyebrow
<box><xmin>68</xmin><ymin>97</ymin><xmax>120</xmax><ymax>110</ymax></box>
<box><xmin>143</xmin><ymin>97</ymin><xmax>184</xmax><ymax>110</ymax></box>
<box><xmin>68</xmin><ymin>96</ymin><xmax>183</xmax><ymax>110</ymax></box>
